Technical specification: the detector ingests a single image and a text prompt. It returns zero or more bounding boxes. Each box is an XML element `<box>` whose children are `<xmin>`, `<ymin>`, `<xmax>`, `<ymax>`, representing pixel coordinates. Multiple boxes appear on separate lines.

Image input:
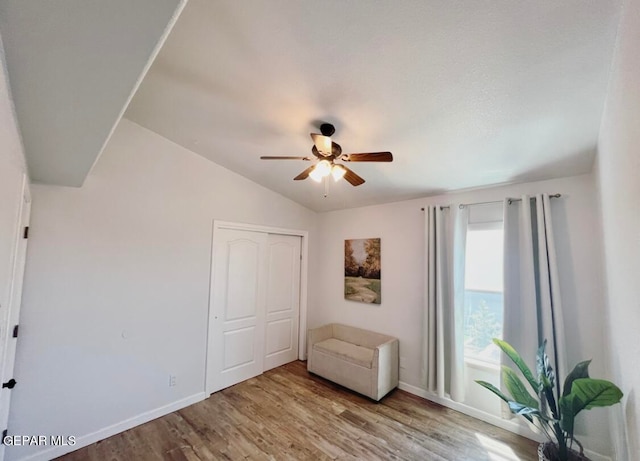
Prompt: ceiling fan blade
<box><xmin>310</xmin><ymin>133</ymin><xmax>332</xmax><ymax>156</ymax></box>
<box><xmin>293</xmin><ymin>165</ymin><xmax>316</xmax><ymax>181</ymax></box>
<box><xmin>260</xmin><ymin>156</ymin><xmax>312</xmax><ymax>160</ymax></box>
<box><xmin>342</xmin><ymin>166</ymin><xmax>366</xmax><ymax>186</ymax></box>
<box><xmin>341</xmin><ymin>152</ymin><xmax>393</xmax><ymax>162</ymax></box>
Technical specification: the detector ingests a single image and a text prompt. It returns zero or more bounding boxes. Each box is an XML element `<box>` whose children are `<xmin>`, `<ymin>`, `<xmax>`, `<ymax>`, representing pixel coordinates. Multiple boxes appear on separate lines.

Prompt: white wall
<box><xmin>596</xmin><ymin>0</ymin><xmax>640</xmax><ymax>458</ymax></box>
<box><xmin>7</xmin><ymin>119</ymin><xmax>317</xmax><ymax>461</ymax></box>
<box><xmin>312</xmin><ymin>173</ymin><xmax>612</xmax><ymax>457</ymax></box>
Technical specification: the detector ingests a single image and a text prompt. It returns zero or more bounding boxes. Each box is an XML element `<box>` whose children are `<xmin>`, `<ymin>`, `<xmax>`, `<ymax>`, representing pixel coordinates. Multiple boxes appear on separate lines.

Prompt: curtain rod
<box><xmin>420</xmin><ymin>194</ymin><xmax>561</xmax><ymax>211</ymax></box>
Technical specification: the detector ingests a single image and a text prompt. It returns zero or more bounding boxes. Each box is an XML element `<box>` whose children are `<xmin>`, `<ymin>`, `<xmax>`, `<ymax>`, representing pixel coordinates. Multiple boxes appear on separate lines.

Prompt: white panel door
<box><xmin>0</xmin><ymin>176</ymin><xmax>30</xmax><ymax>457</ymax></box>
<box><xmin>207</xmin><ymin>228</ymin><xmax>267</xmax><ymax>395</ymax></box>
<box><xmin>264</xmin><ymin>234</ymin><xmax>301</xmax><ymax>371</ymax></box>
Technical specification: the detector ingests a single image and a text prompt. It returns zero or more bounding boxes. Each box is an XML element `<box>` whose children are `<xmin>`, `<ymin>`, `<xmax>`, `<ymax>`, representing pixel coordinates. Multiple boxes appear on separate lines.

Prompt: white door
<box><xmin>207</xmin><ymin>226</ymin><xmax>303</xmax><ymax>395</ymax></box>
<box><xmin>264</xmin><ymin>234</ymin><xmax>301</xmax><ymax>371</ymax></box>
<box><xmin>207</xmin><ymin>228</ymin><xmax>268</xmax><ymax>395</ymax></box>
<box><xmin>0</xmin><ymin>177</ymin><xmax>30</xmax><ymax>456</ymax></box>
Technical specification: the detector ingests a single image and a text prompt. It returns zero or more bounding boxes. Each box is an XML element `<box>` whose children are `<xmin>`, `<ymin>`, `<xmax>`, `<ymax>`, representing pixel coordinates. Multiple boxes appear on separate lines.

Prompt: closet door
<box><xmin>264</xmin><ymin>234</ymin><xmax>301</xmax><ymax>371</ymax></box>
<box><xmin>207</xmin><ymin>228</ymin><xmax>268</xmax><ymax>395</ymax></box>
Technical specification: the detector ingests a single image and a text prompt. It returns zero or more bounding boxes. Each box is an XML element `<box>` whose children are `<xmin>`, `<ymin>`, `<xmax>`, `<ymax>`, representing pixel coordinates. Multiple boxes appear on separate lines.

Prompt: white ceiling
<box><xmin>125</xmin><ymin>0</ymin><xmax>620</xmax><ymax>211</ymax></box>
<box><xmin>0</xmin><ymin>0</ymin><xmax>185</xmax><ymax>186</ymax></box>
<box><xmin>126</xmin><ymin>0</ymin><xmax>621</xmax><ymax>212</ymax></box>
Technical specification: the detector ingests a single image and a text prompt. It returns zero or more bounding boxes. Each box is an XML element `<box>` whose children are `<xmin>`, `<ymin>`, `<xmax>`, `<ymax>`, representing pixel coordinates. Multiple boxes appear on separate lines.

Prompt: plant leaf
<box><xmin>559</xmin><ymin>394</ymin><xmax>576</xmax><ymax>435</ymax></box>
<box><xmin>536</xmin><ymin>340</ymin><xmax>556</xmax><ymax>390</ymax></box>
<box><xmin>572</xmin><ymin>378</ymin><xmax>623</xmax><ymax>409</ymax></box>
<box><xmin>559</xmin><ymin>378</ymin><xmax>623</xmax><ymax>435</ymax></box>
<box><xmin>476</xmin><ymin>380</ymin><xmax>535</xmax><ymax>424</ymax></box>
<box><xmin>507</xmin><ymin>402</ymin><xmax>543</xmax><ymax>423</ymax></box>
<box><xmin>475</xmin><ymin>380</ymin><xmax>511</xmax><ymax>404</ymax></box>
<box><xmin>562</xmin><ymin>360</ymin><xmax>591</xmax><ymax>397</ymax></box>
<box><xmin>502</xmin><ymin>367</ymin><xmax>539</xmax><ymax>410</ymax></box>
<box><xmin>508</xmin><ymin>401</ymin><xmax>542</xmax><ymax>417</ymax></box>
<box><xmin>494</xmin><ymin>338</ymin><xmax>539</xmax><ymax>394</ymax></box>
<box><xmin>536</xmin><ymin>340</ymin><xmax>559</xmax><ymax>419</ymax></box>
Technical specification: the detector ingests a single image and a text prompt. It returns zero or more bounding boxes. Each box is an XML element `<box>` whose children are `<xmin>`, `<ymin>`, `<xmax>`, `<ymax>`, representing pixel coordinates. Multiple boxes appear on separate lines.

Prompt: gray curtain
<box><xmin>502</xmin><ymin>194</ymin><xmax>567</xmax><ymax>407</ymax></box>
<box><xmin>423</xmin><ymin>205</ymin><xmax>468</xmax><ymax>402</ymax></box>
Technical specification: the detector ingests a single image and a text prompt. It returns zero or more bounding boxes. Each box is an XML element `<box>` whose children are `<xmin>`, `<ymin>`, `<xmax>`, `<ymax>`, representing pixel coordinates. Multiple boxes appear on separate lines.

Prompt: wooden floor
<box><xmin>57</xmin><ymin>361</ymin><xmax>538</xmax><ymax>460</ymax></box>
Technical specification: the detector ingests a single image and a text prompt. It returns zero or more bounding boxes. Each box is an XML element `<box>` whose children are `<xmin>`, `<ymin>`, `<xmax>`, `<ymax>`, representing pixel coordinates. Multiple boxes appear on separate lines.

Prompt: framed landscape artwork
<box><xmin>344</xmin><ymin>238</ymin><xmax>381</xmax><ymax>304</ymax></box>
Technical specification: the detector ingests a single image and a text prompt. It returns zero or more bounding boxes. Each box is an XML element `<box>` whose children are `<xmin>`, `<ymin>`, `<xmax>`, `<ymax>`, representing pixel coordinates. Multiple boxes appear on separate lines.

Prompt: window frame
<box><xmin>463</xmin><ymin>217</ymin><xmax>505</xmax><ymax>366</ymax></box>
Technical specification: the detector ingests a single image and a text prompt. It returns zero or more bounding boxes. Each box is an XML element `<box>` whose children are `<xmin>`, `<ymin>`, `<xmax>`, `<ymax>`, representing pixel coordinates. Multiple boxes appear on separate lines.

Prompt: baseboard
<box><xmin>585</xmin><ymin>450</ymin><xmax>614</xmax><ymax>461</ymax></box>
<box><xmin>397</xmin><ymin>381</ymin><xmax>543</xmax><ymax>440</ymax></box>
<box><xmin>11</xmin><ymin>392</ymin><xmax>206</xmax><ymax>461</ymax></box>
<box><xmin>397</xmin><ymin>382</ymin><xmax>612</xmax><ymax>461</ymax></box>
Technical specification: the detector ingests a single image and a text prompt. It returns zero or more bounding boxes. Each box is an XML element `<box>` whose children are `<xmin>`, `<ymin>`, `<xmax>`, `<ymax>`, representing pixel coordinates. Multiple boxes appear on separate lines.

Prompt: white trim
<box><xmin>584</xmin><ymin>450</ymin><xmax>613</xmax><ymax>461</ymax></box>
<box><xmin>467</xmin><ymin>221</ymin><xmax>503</xmax><ymax>231</ymax></box>
<box><xmin>206</xmin><ymin>220</ymin><xmax>310</xmax><ymax>395</ymax></box>
<box><xmin>398</xmin><ymin>381</ymin><xmax>542</xmax><ymax>440</ymax></box>
<box><xmin>397</xmin><ymin>381</ymin><xmax>611</xmax><ymax>461</ymax></box>
<box><xmin>10</xmin><ymin>392</ymin><xmax>206</xmax><ymax>461</ymax></box>
<box><xmin>298</xmin><ymin>233</ymin><xmax>309</xmax><ymax>360</ymax></box>
<box><xmin>214</xmin><ymin>220</ymin><xmax>308</xmax><ymax>238</ymax></box>
<box><xmin>464</xmin><ymin>356</ymin><xmax>500</xmax><ymax>373</ymax></box>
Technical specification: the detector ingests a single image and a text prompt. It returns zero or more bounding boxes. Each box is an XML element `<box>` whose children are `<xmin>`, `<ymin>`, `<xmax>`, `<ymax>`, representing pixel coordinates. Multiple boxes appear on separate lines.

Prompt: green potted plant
<box><xmin>476</xmin><ymin>339</ymin><xmax>623</xmax><ymax>461</ymax></box>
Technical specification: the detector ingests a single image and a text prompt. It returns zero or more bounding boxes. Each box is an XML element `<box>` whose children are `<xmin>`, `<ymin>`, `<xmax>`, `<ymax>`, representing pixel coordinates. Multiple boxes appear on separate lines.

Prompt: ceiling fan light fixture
<box><xmin>261</xmin><ymin>123</ymin><xmax>392</xmax><ymax>188</ymax></box>
<box><xmin>321</xmin><ymin>136</ymin><xmax>332</xmax><ymax>155</ymax></box>
<box><xmin>331</xmin><ymin>164</ymin><xmax>346</xmax><ymax>182</ymax></box>
<box><xmin>309</xmin><ymin>160</ymin><xmax>332</xmax><ymax>182</ymax></box>
<box><xmin>309</xmin><ymin>169</ymin><xmax>323</xmax><ymax>182</ymax></box>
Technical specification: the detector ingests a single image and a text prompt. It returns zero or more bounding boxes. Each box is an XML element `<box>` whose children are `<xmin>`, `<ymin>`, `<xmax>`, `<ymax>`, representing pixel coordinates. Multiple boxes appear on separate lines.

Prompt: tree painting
<box><xmin>344</xmin><ymin>238</ymin><xmax>381</xmax><ymax>304</ymax></box>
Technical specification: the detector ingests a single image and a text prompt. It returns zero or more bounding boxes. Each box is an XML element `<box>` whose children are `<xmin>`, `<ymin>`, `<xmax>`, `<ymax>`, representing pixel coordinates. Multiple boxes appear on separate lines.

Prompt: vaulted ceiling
<box><xmin>125</xmin><ymin>0</ymin><xmax>621</xmax><ymax>211</ymax></box>
<box><xmin>0</xmin><ymin>0</ymin><xmax>185</xmax><ymax>186</ymax></box>
<box><xmin>2</xmin><ymin>1</ymin><xmax>622</xmax><ymax>212</ymax></box>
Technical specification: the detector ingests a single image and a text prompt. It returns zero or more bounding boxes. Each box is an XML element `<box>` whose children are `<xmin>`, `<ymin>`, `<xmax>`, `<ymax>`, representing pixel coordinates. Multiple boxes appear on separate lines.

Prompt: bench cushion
<box><xmin>313</xmin><ymin>338</ymin><xmax>374</xmax><ymax>369</ymax></box>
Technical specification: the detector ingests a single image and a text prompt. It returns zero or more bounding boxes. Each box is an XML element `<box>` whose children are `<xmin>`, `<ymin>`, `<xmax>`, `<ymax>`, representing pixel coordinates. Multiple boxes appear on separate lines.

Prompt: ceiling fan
<box><xmin>260</xmin><ymin>123</ymin><xmax>393</xmax><ymax>186</ymax></box>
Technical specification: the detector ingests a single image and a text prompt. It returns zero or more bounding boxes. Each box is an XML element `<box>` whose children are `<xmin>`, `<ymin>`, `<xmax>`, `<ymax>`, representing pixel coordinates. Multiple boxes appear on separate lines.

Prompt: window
<box><xmin>463</xmin><ymin>220</ymin><xmax>504</xmax><ymax>365</ymax></box>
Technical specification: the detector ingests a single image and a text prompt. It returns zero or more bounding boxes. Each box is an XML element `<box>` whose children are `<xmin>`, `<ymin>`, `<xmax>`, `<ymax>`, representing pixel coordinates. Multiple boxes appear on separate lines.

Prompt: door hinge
<box><xmin>12</xmin><ymin>325</ymin><xmax>18</xmax><ymax>338</ymax></box>
<box><xmin>2</xmin><ymin>379</ymin><xmax>16</xmax><ymax>389</ymax></box>
<box><xmin>1</xmin><ymin>429</ymin><xmax>7</xmax><ymax>443</ymax></box>
<box><xmin>23</xmin><ymin>226</ymin><xmax>29</xmax><ymax>239</ymax></box>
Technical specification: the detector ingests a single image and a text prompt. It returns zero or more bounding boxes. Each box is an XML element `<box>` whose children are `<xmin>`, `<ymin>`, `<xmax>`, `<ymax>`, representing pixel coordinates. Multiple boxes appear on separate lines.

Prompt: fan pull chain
<box><xmin>324</xmin><ymin>177</ymin><xmax>329</xmax><ymax>197</ymax></box>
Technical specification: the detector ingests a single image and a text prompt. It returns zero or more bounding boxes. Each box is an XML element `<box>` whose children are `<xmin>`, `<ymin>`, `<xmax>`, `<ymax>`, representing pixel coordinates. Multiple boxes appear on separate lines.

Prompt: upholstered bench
<box><xmin>307</xmin><ymin>323</ymin><xmax>399</xmax><ymax>401</ymax></box>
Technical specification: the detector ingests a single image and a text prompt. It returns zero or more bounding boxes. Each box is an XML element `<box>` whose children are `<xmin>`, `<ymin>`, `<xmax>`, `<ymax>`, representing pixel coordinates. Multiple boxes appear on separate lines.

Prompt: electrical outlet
<box><xmin>169</xmin><ymin>375</ymin><xmax>177</xmax><ymax>387</ymax></box>
<box><xmin>399</xmin><ymin>357</ymin><xmax>407</xmax><ymax>369</ymax></box>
